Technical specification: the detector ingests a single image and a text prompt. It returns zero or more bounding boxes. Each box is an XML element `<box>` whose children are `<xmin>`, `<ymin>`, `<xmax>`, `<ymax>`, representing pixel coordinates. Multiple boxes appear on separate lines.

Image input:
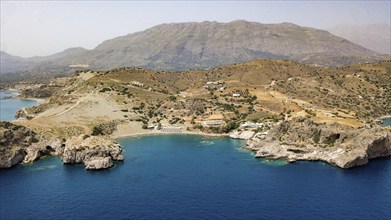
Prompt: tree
<box><xmin>169</xmin><ymin>96</ymin><xmax>177</xmax><ymax>102</ymax></box>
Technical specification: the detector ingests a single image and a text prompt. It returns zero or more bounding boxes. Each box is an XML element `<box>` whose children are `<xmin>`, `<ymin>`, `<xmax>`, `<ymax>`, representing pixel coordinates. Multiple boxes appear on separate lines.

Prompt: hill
<box><xmin>1</xmin><ymin>47</ymin><xmax>88</xmax><ymax>82</ymax></box>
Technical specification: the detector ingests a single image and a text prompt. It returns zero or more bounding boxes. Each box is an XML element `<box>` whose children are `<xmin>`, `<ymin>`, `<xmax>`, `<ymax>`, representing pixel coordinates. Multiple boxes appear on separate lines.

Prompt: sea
<box><xmin>0</xmin><ymin>90</ymin><xmax>38</xmax><ymax>121</ymax></box>
<box><xmin>382</xmin><ymin>117</ymin><xmax>391</xmax><ymax>127</ymax></box>
<box><xmin>0</xmin><ymin>134</ymin><xmax>390</xmax><ymax>219</ymax></box>
<box><xmin>0</xmin><ymin>92</ymin><xmax>390</xmax><ymax>220</ymax></box>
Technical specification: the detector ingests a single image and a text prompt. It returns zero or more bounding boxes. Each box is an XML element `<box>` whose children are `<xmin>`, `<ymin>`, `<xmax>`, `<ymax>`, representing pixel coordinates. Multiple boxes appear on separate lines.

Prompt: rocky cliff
<box><xmin>244</xmin><ymin>118</ymin><xmax>391</xmax><ymax>168</ymax></box>
<box><xmin>0</xmin><ymin>122</ymin><xmax>124</xmax><ymax>170</ymax></box>
<box><xmin>0</xmin><ymin>121</ymin><xmax>39</xmax><ymax>168</ymax></box>
<box><xmin>63</xmin><ymin>135</ymin><xmax>123</xmax><ymax>170</ymax></box>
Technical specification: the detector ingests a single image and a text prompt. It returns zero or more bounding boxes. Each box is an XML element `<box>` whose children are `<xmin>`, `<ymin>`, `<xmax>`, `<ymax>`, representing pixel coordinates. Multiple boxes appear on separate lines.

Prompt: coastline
<box><xmin>15</xmin><ymin>96</ymin><xmax>47</xmax><ymax>104</ymax></box>
<box><xmin>113</xmin><ymin>129</ymin><xmax>230</xmax><ymax>139</ymax></box>
<box><xmin>0</xmin><ymin>89</ymin><xmax>47</xmax><ymax>104</ymax></box>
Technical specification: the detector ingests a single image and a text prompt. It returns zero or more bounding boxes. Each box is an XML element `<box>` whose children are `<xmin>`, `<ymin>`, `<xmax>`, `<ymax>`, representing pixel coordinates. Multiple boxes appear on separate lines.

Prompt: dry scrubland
<box><xmin>15</xmin><ymin>59</ymin><xmax>390</xmax><ymax>137</ymax></box>
<box><xmin>2</xmin><ymin>59</ymin><xmax>390</xmax><ymax>169</ymax></box>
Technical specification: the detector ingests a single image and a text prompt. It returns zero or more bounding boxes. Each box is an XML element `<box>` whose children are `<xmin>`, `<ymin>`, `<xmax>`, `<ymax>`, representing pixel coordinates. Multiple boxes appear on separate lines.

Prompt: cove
<box><xmin>0</xmin><ymin>90</ymin><xmax>38</xmax><ymax>121</ymax></box>
<box><xmin>0</xmin><ymin>134</ymin><xmax>390</xmax><ymax>220</ymax></box>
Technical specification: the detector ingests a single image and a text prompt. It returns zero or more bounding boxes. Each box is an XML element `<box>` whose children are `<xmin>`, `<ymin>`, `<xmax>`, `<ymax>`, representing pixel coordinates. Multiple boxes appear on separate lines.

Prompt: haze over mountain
<box><xmin>1</xmin><ymin>20</ymin><xmax>387</xmax><ymax>81</ymax></box>
<box><xmin>1</xmin><ymin>48</ymin><xmax>87</xmax><ymax>75</ymax></box>
<box><xmin>328</xmin><ymin>24</ymin><xmax>391</xmax><ymax>55</ymax></box>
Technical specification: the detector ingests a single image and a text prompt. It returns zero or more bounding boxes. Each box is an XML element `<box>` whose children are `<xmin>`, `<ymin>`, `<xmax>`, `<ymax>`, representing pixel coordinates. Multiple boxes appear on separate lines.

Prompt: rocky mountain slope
<box><xmin>2</xmin><ymin>21</ymin><xmax>388</xmax><ymax>82</ymax></box>
<box><xmin>328</xmin><ymin>24</ymin><xmax>391</xmax><ymax>55</ymax></box>
<box><xmin>64</xmin><ymin>20</ymin><xmax>382</xmax><ymax>70</ymax></box>
<box><xmin>0</xmin><ymin>51</ymin><xmax>36</xmax><ymax>74</ymax></box>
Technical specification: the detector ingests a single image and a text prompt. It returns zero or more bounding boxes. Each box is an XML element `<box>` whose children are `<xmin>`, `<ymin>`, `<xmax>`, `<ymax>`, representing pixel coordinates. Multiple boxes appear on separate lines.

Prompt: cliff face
<box><xmin>0</xmin><ymin>122</ymin><xmax>38</xmax><ymax>168</ymax></box>
<box><xmin>0</xmin><ymin>122</ymin><xmax>124</xmax><ymax>170</ymax></box>
<box><xmin>63</xmin><ymin>135</ymin><xmax>123</xmax><ymax>170</ymax></box>
<box><xmin>244</xmin><ymin>118</ymin><xmax>391</xmax><ymax>168</ymax></box>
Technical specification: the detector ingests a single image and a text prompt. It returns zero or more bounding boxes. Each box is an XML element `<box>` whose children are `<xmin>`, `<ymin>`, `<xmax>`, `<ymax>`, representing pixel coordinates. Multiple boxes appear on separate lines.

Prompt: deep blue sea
<box><xmin>0</xmin><ymin>90</ymin><xmax>38</xmax><ymax>121</ymax></box>
<box><xmin>1</xmin><ymin>134</ymin><xmax>390</xmax><ymax>220</ymax></box>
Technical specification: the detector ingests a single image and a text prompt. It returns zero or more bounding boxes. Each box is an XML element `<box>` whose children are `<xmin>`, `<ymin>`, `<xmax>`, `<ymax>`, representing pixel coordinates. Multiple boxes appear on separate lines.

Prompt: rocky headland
<box><xmin>243</xmin><ymin>118</ymin><xmax>391</xmax><ymax>169</ymax></box>
<box><xmin>0</xmin><ymin>121</ymin><xmax>123</xmax><ymax>170</ymax></box>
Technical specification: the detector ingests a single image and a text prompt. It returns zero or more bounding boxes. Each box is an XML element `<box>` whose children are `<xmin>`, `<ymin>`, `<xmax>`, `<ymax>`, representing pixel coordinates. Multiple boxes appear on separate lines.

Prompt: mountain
<box><xmin>2</xmin><ymin>20</ymin><xmax>388</xmax><ymax>82</ymax></box>
<box><xmin>28</xmin><ymin>47</ymin><xmax>88</xmax><ymax>62</ymax></box>
<box><xmin>328</xmin><ymin>24</ymin><xmax>391</xmax><ymax>55</ymax></box>
<box><xmin>0</xmin><ymin>51</ymin><xmax>36</xmax><ymax>74</ymax></box>
<box><xmin>66</xmin><ymin>20</ymin><xmax>383</xmax><ymax>70</ymax></box>
<box><xmin>0</xmin><ymin>47</ymin><xmax>88</xmax><ymax>75</ymax></box>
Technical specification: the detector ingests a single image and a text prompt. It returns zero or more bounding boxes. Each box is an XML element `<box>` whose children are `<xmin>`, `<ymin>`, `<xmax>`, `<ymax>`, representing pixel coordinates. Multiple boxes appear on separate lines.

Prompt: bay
<box><xmin>0</xmin><ymin>134</ymin><xmax>390</xmax><ymax>220</ymax></box>
<box><xmin>0</xmin><ymin>90</ymin><xmax>38</xmax><ymax>121</ymax></box>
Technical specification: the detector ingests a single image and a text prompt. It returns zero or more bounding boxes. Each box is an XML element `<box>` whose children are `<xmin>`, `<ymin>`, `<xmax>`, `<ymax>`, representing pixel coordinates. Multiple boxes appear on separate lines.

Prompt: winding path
<box><xmin>54</xmin><ymin>95</ymin><xmax>89</xmax><ymax>116</ymax></box>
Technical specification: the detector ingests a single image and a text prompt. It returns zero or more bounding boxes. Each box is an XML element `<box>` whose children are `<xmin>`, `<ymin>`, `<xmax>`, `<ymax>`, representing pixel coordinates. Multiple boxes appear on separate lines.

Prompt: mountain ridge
<box><xmin>1</xmin><ymin>20</ymin><xmax>388</xmax><ymax>81</ymax></box>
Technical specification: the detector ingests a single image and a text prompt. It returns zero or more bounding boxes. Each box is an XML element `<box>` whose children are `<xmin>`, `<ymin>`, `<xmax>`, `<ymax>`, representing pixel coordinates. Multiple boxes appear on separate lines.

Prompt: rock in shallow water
<box><xmin>85</xmin><ymin>157</ymin><xmax>113</xmax><ymax>170</ymax></box>
<box><xmin>63</xmin><ymin>135</ymin><xmax>124</xmax><ymax>170</ymax></box>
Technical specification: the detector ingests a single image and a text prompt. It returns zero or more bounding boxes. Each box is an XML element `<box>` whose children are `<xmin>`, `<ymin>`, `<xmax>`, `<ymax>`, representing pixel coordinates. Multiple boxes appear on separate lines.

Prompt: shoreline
<box><xmin>0</xmin><ymin>89</ymin><xmax>47</xmax><ymax>104</ymax></box>
<box><xmin>113</xmin><ymin>129</ymin><xmax>230</xmax><ymax>140</ymax></box>
<box><xmin>15</xmin><ymin>96</ymin><xmax>48</xmax><ymax>104</ymax></box>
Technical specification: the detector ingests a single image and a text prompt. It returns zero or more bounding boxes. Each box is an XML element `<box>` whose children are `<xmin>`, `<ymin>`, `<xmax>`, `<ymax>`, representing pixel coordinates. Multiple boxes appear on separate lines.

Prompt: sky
<box><xmin>1</xmin><ymin>1</ymin><xmax>390</xmax><ymax>58</ymax></box>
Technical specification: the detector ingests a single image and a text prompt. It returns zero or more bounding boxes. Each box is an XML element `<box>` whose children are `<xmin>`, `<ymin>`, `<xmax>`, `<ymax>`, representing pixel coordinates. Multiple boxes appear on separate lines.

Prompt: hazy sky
<box><xmin>1</xmin><ymin>1</ymin><xmax>390</xmax><ymax>57</ymax></box>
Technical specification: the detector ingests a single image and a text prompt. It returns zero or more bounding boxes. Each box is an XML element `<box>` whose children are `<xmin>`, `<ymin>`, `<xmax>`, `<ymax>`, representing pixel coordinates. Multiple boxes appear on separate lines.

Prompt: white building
<box><xmin>202</xmin><ymin>120</ymin><xmax>225</xmax><ymax>127</ymax></box>
<box><xmin>131</xmin><ymin>81</ymin><xmax>144</xmax><ymax>87</ymax></box>
<box><xmin>206</xmin><ymin>81</ymin><xmax>222</xmax><ymax>85</ymax></box>
<box><xmin>240</xmin><ymin>122</ymin><xmax>263</xmax><ymax>128</ymax></box>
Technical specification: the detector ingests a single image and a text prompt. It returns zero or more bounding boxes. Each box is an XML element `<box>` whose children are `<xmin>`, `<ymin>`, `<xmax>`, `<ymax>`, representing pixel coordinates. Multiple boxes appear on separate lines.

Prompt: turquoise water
<box><xmin>1</xmin><ymin>134</ymin><xmax>390</xmax><ymax>219</ymax></box>
<box><xmin>0</xmin><ymin>90</ymin><xmax>38</xmax><ymax>121</ymax></box>
<box><xmin>382</xmin><ymin>117</ymin><xmax>391</xmax><ymax>126</ymax></box>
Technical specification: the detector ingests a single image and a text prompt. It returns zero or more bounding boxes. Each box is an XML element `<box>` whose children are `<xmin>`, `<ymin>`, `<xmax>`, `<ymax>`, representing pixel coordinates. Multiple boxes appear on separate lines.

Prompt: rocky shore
<box><xmin>0</xmin><ymin>122</ymin><xmax>123</xmax><ymax>170</ymax></box>
<box><xmin>1</xmin><ymin>117</ymin><xmax>390</xmax><ymax>170</ymax></box>
<box><xmin>242</xmin><ymin>118</ymin><xmax>391</xmax><ymax>169</ymax></box>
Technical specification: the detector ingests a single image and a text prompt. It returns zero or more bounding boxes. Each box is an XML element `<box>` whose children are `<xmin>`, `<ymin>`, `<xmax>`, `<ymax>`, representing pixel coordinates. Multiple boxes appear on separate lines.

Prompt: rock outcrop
<box><xmin>244</xmin><ymin>118</ymin><xmax>391</xmax><ymax>168</ymax></box>
<box><xmin>63</xmin><ymin>135</ymin><xmax>124</xmax><ymax>169</ymax></box>
<box><xmin>22</xmin><ymin>139</ymin><xmax>64</xmax><ymax>164</ymax></box>
<box><xmin>0</xmin><ymin>122</ymin><xmax>124</xmax><ymax>170</ymax></box>
<box><xmin>229</xmin><ymin>130</ymin><xmax>255</xmax><ymax>140</ymax></box>
<box><xmin>0</xmin><ymin>122</ymin><xmax>38</xmax><ymax>168</ymax></box>
<box><xmin>84</xmin><ymin>157</ymin><xmax>113</xmax><ymax>170</ymax></box>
